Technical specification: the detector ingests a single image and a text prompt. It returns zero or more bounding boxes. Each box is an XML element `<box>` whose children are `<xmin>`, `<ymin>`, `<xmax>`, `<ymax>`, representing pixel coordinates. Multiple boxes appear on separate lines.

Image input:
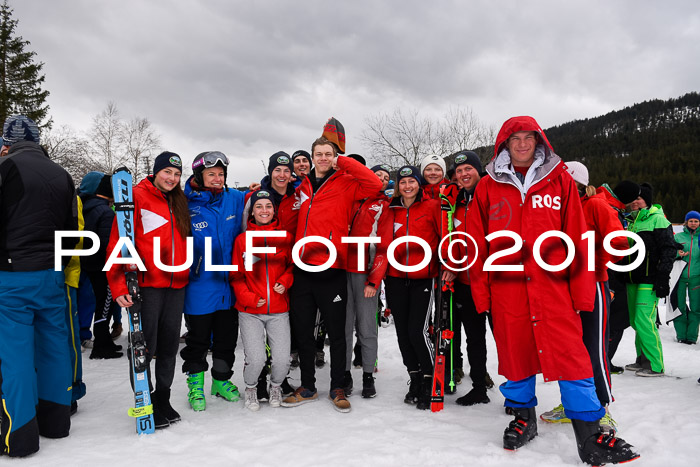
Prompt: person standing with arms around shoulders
<box><xmin>343</xmin><ymin>163</ymin><xmax>392</xmax><ymax>398</ymax></box>
<box><xmin>674</xmin><ymin>210</ymin><xmax>700</xmax><ymax>344</ymax></box>
<box><xmin>231</xmin><ymin>191</ymin><xmax>294</xmax><ymax>411</ymax></box>
<box><xmin>281</xmin><ymin>136</ymin><xmax>383</xmax><ymax>412</ymax></box>
<box><xmin>107</xmin><ymin>151</ymin><xmax>191</xmax><ymax>429</ymax></box>
<box><xmin>385</xmin><ymin>165</ymin><xmax>453</xmax><ymax>410</ymax></box>
<box><xmin>180</xmin><ymin>152</ymin><xmax>245</xmax><ymax>411</ymax></box>
<box><xmin>0</xmin><ymin>115</ymin><xmax>78</xmax><ymax>457</ymax></box>
<box><xmin>466</xmin><ymin>117</ymin><xmax>639</xmax><ymax>465</ymax></box>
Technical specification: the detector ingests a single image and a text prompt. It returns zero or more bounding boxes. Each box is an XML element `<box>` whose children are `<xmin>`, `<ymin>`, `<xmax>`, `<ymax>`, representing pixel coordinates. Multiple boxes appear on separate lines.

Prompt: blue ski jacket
<box><xmin>183</xmin><ymin>177</ymin><xmax>245</xmax><ymax>315</ymax></box>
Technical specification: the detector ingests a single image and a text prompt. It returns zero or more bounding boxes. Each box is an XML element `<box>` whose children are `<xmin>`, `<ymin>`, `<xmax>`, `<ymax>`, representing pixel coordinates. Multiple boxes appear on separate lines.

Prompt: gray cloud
<box><xmin>11</xmin><ymin>0</ymin><xmax>700</xmax><ymax>183</ymax></box>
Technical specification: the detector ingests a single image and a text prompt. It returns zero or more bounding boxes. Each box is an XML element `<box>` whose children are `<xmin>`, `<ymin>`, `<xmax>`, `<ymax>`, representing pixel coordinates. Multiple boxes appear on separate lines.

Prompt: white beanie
<box><xmin>565</xmin><ymin>161</ymin><xmax>589</xmax><ymax>186</ymax></box>
<box><xmin>420</xmin><ymin>154</ymin><xmax>446</xmax><ymax>178</ymax></box>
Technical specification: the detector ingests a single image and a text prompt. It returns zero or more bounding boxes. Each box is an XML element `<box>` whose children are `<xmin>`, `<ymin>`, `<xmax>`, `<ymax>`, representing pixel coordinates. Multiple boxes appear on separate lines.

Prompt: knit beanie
<box><xmin>639</xmin><ymin>183</ymin><xmax>653</xmax><ymax>207</ymax></box>
<box><xmin>451</xmin><ymin>151</ymin><xmax>483</xmax><ymax>174</ymax></box>
<box><xmin>248</xmin><ymin>190</ymin><xmax>275</xmax><ymax>217</ymax></box>
<box><xmin>95</xmin><ymin>174</ymin><xmax>113</xmax><ymax>198</ymax></box>
<box><xmin>292</xmin><ymin>149</ymin><xmax>310</xmax><ymax>162</ymax></box>
<box><xmin>347</xmin><ymin>154</ymin><xmax>366</xmax><ymax>166</ymax></box>
<box><xmin>565</xmin><ymin>161</ymin><xmax>589</xmax><ymax>186</ymax></box>
<box><xmin>612</xmin><ymin>180</ymin><xmax>641</xmax><ymax>205</ymax></box>
<box><xmin>396</xmin><ymin>165</ymin><xmax>422</xmax><ymax>185</ymax></box>
<box><xmin>371</xmin><ymin>164</ymin><xmax>391</xmax><ymax>179</ymax></box>
<box><xmin>420</xmin><ymin>154</ymin><xmax>446</xmax><ymax>178</ymax></box>
<box><xmin>2</xmin><ymin>115</ymin><xmax>40</xmax><ymax>146</ymax></box>
<box><xmin>685</xmin><ymin>211</ymin><xmax>700</xmax><ymax>222</ymax></box>
<box><xmin>268</xmin><ymin>151</ymin><xmax>293</xmax><ymax>174</ymax></box>
<box><xmin>322</xmin><ymin>117</ymin><xmax>346</xmax><ymax>154</ymax></box>
<box><xmin>79</xmin><ymin>171</ymin><xmax>105</xmax><ymax>195</ymax></box>
<box><xmin>153</xmin><ymin>151</ymin><xmax>183</xmax><ymax>175</ymax></box>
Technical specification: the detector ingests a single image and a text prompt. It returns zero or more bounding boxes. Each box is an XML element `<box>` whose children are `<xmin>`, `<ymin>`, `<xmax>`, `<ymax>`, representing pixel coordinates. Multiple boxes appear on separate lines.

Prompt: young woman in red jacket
<box><xmin>107</xmin><ymin>151</ymin><xmax>191</xmax><ymax>429</ymax></box>
<box><xmin>385</xmin><ymin>165</ymin><xmax>455</xmax><ymax>410</ymax></box>
<box><xmin>230</xmin><ymin>190</ymin><xmax>294</xmax><ymax>411</ymax></box>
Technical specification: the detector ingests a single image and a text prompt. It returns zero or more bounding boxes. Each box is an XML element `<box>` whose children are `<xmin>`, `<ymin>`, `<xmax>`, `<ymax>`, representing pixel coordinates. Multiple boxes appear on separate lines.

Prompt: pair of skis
<box><xmin>430</xmin><ymin>183</ymin><xmax>459</xmax><ymax>412</ymax></box>
<box><xmin>111</xmin><ymin>167</ymin><xmax>155</xmax><ymax>434</ymax></box>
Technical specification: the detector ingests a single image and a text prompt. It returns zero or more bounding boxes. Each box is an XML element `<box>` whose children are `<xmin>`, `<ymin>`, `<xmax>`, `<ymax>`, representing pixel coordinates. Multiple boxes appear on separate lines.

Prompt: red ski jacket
<box><xmin>230</xmin><ymin>220</ymin><xmax>294</xmax><ymax>315</ymax></box>
<box><xmin>295</xmin><ymin>156</ymin><xmax>383</xmax><ymax>269</ymax></box>
<box><xmin>467</xmin><ymin>116</ymin><xmax>595</xmax><ymax>383</ymax></box>
<box><xmin>243</xmin><ymin>182</ymin><xmax>300</xmax><ymax>237</ymax></box>
<box><xmin>451</xmin><ymin>189</ymin><xmax>476</xmax><ymax>285</ymax></box>
<box><xmin>581</xmin><ymin>192</ymin><xmax>628</xmax><ymax>282</ymax></box>
<box><xmin>345</xmin><ymin>193</ymin><xmax>391</xmax><ymax>287</ymax></box>
<box><xmin>106</xmin><ymin>177</ymin><xmax>190</xmax><ymax>299</ymax></box>
<box><xmin>422</xmin><ymin>178</ymin><xmax>449</xmax><ymax>201</ymax></box>
<box><xmin>387</xmin><ymin>191</ymin><xmax>442</xmax><ymax>280</ymax></box>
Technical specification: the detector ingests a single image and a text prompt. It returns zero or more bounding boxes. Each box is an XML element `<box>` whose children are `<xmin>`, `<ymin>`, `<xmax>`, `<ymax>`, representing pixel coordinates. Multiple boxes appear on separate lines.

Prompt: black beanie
<box><xmin>291</xmin><ymin>149</ymin><xmax>310</xmax><ymax>162</ymax></box>
<box><xmin>153</xmin><ymin>151</ymin><xmax>183</xmax><ymax>175</ymax></box>
<box><xmin>452</xmin><ymin>150</ymin><xmax>483</xmax><ymax>174</ymax></box>
<box><xmin>612</xmin><ymin>180</ymin><xmax>641</xmax><ymax>205</ymax></box>
<box><xmin>396</xmin><ymin>165</ymin><xmax>422</xmax><ymax>185</ymax></box>
<box><xmin>268</xmin><ymin>151</ymin><xmax>293</xmax><ymax>174</ymax></box>
<box><xmin>371</xmin><ymin>164</ymin><xmax>391</xmax><ymax>178</ymax></box>
<box><xmin>95</xmin><ymin>174</ymin><xmax>113</xmax><ymax>198</ymax></box>
<box><xmin>248</xmin><ymin>189</ymin><xmax>275</xmax><ymax>217</ymax></box>
<box><xmin>346</xmin><ymin>154</ymin><xmax>366</xmax><ymax>166</ymax></box>
<box><xmin>639</xmin><ymin>182</ymin><xmax>653</xmax><ymax>207</ymax></box>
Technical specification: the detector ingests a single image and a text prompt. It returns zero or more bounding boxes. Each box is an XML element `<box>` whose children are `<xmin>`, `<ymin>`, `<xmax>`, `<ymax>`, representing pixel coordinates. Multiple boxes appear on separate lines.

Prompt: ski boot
<box><xmin>186</xmin><ymin>372</ymin><xmax>206</xmax><ymax>411</ymax></box>
<box><xmin>571</xmin><ymin>418</ymin><xmax>640</xmax><ymax>465</ymax></box>
<box><xmin>503</xmin><ymin>407</ymin><xmax>538</xmax><ymax>450</ymax></box>
<box><xmin>404</xmin><ymin>371</ymin><xmax>421</xmax><ymax>404</ymax></box>
<box><xmin>212</xmin><ymin>378</ymin><xmax>240</xmax><ymax>402</ymax></box>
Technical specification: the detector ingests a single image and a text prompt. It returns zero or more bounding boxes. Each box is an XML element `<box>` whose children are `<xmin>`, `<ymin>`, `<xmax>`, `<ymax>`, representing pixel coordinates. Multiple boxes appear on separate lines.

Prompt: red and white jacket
<box><xmin>106</xmin><ymin>177</ymin><xmax>190</xmax><ymax>298</ymax></box>
<box><xmin>295</xmin><ymin>156</ymin><xmax>383</xmax><ymax>269</ymax></box>
<box><xmin>229</xmin><ymin>219</ymin><xmax>294</xmax><ymax>315</ymax></box>
<box><xmin>387</xmin><ymin>191</ymin><xmax>442</xmax><ymax>280</ymax></box>
<box><xmin>345</xmin><ymin>193</ymin><xmax>391</xmax><ymax>287</ymax></box>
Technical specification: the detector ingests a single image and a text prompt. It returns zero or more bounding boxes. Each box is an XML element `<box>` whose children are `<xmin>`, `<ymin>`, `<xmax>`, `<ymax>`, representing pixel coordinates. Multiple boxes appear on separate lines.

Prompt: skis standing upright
<box><xmin>430</xmin><ymin>183</ymin><xmax>459</xmax><ymax>412</ymax></box>
<box><xmin>111</xmin><ymin>167</ymin><xmax>155</xmax><ymax>435</ymax></box>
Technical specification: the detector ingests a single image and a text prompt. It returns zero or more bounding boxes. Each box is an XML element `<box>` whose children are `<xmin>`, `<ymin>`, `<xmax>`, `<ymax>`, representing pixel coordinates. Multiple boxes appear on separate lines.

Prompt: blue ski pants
<box><xmin>0</xmin><ymin>269</ymin><xmax>72</xmax><ymax>457</ymax></box>
<box><xmin>500</xmin><ymin>375</ymin><xmax>605</xmax><ymax>422</ymax></box>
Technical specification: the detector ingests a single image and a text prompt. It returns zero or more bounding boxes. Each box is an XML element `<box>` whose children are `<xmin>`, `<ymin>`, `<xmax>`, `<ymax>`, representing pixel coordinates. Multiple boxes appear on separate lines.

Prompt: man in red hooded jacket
<box><xmin>466</xmin><ymin>116</ymin><xmax>639</xmax><ymax>465</ymax></box>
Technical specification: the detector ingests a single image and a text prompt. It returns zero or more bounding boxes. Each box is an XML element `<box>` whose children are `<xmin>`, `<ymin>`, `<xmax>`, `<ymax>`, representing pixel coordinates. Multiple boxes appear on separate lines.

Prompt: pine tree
<box><xmin>0</xmin><ymin>0</ymin><xmax>51</xmax><ymax>129</ymax></box>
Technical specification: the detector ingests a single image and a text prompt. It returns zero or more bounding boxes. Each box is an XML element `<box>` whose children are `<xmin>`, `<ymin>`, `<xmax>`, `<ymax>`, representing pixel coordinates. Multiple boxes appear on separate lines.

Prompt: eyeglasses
<box><xmin>192</xmin><ymin>151</ymin><xmax>229</xmax><ymax>170</ymax></box>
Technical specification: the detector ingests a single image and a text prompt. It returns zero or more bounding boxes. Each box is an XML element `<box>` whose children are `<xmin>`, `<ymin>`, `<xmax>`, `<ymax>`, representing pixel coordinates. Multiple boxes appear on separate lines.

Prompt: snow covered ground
<box><xmin>12</xmin><ymin>311</ymin><xmax>700</xmax><ymax>466</ymax></box>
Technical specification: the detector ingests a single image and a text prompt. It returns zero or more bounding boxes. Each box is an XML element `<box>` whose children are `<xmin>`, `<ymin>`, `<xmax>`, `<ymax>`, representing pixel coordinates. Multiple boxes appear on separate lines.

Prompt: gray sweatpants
<box><xmin>238</xmin><ymin>311</ymin><xmax>291</xmax><ymax>388</ymax></box>
<box><xmin>345</xmin><ymin>272</ymin><xmax>379</xmax><ymax>373</ymax></box>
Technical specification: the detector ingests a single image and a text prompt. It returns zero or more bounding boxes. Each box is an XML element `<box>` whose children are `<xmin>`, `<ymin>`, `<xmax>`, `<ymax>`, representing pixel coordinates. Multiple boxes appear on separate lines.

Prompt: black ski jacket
<box><xmin>0</xmin><ymin>141</ymin><xmax>78</xmax><ymax>271</ymax></box>
<box><xmin>79</xmin><ymin>194</ymin><xmax>115</xmax><ymax>272</ymax></box>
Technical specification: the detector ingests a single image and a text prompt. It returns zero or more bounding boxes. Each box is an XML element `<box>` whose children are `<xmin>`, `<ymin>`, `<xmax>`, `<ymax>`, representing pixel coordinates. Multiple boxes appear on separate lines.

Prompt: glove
<box><xmin>653</xmin><ymin>280</ymin><xmax>670</xmax><ymax>298</ymax></box>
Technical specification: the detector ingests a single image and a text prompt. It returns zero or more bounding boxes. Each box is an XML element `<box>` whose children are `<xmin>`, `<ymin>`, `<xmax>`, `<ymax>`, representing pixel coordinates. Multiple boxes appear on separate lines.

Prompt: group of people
<box><xmin>1</xmin><ymin>113</ymin><xmax>698</xmax><ymax>465</ymax></box>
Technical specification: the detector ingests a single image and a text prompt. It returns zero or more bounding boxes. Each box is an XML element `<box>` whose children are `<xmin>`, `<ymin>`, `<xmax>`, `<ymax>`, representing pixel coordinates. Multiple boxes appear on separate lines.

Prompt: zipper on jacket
<box><xmin>689</xmin><ymin>234</ymin><xmax>694</xmax><ymax>279</ymax></box>
<box><xmin>169</xmin><ymin>204</ymin><xmax>175</xmax><ymax>288</ymax></box>
<box><xmin>265</xmin><ymin>238</ymin><xmax>271</xmax><ymax>315</ymax></box>
<box><xmin>405</xmin><ymin>206</ymin><xmax>410</xmax><ymax>279</ymax></box>
<box><xmin>300</xmin><ymin>173</ymin><xmax>335</xmax><ymax>258</ymax></box>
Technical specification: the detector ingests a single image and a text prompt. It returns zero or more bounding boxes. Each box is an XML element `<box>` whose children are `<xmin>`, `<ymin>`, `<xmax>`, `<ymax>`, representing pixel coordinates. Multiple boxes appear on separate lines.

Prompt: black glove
<box><xmin>653</xmin><ymin>280</ymin><xmax>670</xmax><ymax>298</ymax></box>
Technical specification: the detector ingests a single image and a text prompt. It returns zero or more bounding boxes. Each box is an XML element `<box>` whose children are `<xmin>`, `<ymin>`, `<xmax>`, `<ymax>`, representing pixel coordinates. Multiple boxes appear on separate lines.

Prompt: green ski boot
<box><xmin>211</xmin><ymin>378</ymin><xmax>240</xmax><ymax>402</ymax></box>
<box><xmin>186</xmin><ymin>372</ymin><xmax>206</xmax><ymax>411</ymax></box>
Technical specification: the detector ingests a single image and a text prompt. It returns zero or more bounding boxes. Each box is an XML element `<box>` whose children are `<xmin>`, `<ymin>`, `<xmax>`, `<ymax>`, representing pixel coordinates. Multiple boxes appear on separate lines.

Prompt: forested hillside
<box><xmin>471</xmin><ymin>93</ymin><xmax>700</xmax><ymax>222</ymax></box>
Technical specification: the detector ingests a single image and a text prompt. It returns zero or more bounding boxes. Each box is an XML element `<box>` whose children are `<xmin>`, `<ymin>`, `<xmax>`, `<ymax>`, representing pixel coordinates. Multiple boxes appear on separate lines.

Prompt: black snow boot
<box><xmin>280</xmin><ymin>377</ymin><xmax>295</xmax><ymax>397</ymax></box>
<box><xmin>455</xmin><ymin>386</ymin><xmax>490</xmax><ymax>406</ymax></box>
<box><xmin>404</xmin><ymin>371</ymin><xmax>421</xmax><ymax>404</ymax></box>
<box><xmin>571</xmin><ymin>418</ymin><xmax>640</xmax><ymax>465</ymax></box>
<box><xmin>155</xmin><ymin>388</ymin><xmax>180</xmax><ymax>424</ymax></box>
<box><xmin>89</xmin><ymin>321</ymin><xmax>123</xmax><ymax>359</ymax></box>
<box><xmin>503</xmin><ymin>407</ymin><xmax>537</xmax><ymax>450</ymax></box>
<box><xmin>416</xmin><ymin>375</ymin><xmax>433</xmax><ymax>410</ymax></box>
<box><xmin>343</xmin><ymin>371</ymin><xmax>353</xmax><ymax>397</ymax></box>
<box><xmin>362</xmin><ymin>372</ymin><xmax>376</xmax><ymax>398</ymax></box>
<box><xmin>150</xmin><ymin>392</ymin><xmax>170</xmax><ymax>429</ymax></box>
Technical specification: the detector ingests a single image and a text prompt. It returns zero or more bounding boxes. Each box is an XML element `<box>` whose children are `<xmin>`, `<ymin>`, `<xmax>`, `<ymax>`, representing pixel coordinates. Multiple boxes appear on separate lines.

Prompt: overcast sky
<box><xmin>11</xmin><ymin>0</ymin><xmax>700</xmax><ymax>185</ymax></box>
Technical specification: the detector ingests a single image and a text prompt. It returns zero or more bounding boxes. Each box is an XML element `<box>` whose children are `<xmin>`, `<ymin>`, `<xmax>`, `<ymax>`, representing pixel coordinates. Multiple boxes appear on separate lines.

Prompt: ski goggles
<box><xmin>192</xmin><ymin>151</ymin><xmax>229</xmax><ymax>170</ymax></box>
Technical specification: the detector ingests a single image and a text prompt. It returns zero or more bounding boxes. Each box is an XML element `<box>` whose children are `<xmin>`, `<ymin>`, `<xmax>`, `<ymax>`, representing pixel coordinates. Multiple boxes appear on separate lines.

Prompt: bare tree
<box><xmin>361</xmin><ymin>106</ymin><xmax>494</xmax><ymax>170</ymax></box>
<box><xmin>123</xmin><ymin>116</ymin><xmax>160</xmax><ymax>182</ymax></box>
<box><xmin>89</xmin><ymin>102</ymin><xmax>124</xmax><ymax>173</ymax></box>
<box><xmin>42</xmin><ymin>124</ymin><xmax>101</xmax><ymax>182</ymax></box>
